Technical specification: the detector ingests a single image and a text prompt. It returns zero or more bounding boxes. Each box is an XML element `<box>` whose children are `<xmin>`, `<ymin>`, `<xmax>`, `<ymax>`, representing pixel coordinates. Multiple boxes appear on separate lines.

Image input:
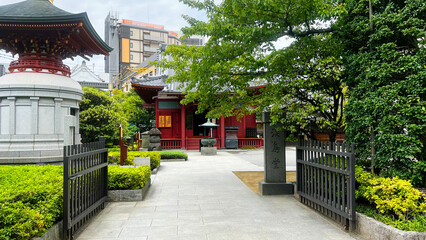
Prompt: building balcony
<box><xmin>143</xmin><ymin>34</ymin><xmax>164</xmax><ymax>42</ymax></box>
<box><xmin>144</xmin><ymin>46</ymin><xmax>158</xmax><ymax>53</ymax></box>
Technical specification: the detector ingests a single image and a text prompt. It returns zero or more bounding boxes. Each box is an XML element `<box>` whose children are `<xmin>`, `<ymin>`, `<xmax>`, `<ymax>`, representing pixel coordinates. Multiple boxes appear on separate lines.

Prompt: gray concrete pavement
<box><xmin>226</xmin><ymin>148</ymin><xmax>297</xmax><ymax>171</ymax></box>
<box><xmin>77</xmin><ymin>150</ymin><xmax>359</xmax><ymax>240</ymax></box>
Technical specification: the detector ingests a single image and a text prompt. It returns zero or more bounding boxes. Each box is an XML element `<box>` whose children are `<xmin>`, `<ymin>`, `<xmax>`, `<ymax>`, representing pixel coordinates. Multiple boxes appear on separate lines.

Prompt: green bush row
<box><xmin>0</xmin><ymin>164</ymin><xmax>154</xmax><ymax>239</ymax></box>
<box><xmin>108</xmin><ymin>165</ymin><xmax>151</xmax><ymax>190</ymax></box>
<box><xmin>0</xmin><ymin>165</ymin><xmax>63</xmax><ymax>240</ymax></box>
<box><xmin>108</xmin><ymin>151</ymin><xmax>161</xmax><ymax>170</ymax></box>
<box><xmin>357</xmin><ymin>203</ymin><xmax>426</xmax><ymax>232</ymax></box>
<box><xmin>355</xmin><ymin>166</ymin><xmax>426</xmax><ymax>222</ymax></box>
<box><xmin>160</xmin><ymin>151</ymin><xmax>188</xmax><ymax>160</ymax></box>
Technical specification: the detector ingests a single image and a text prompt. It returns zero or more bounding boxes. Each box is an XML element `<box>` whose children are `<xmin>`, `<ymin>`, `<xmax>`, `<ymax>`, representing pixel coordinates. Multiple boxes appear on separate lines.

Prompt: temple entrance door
<box><xmin>193</xmin><ymin>111</ymin><xmax>207</xmax><ymax>137</ymax></box>
<box><xmin>172</xmin><ymin>112</ymin><xmax>180</xmax><ymax>138</ymax></box>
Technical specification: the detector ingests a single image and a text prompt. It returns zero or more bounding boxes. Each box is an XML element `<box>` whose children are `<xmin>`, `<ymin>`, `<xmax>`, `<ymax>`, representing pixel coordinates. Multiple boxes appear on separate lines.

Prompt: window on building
<box><xmin>130</xmin><ymin>54</ymin><xmax>133</xmax><ymax>60</ymax></box>
<box><xmin>158</xmin><ymin>115</ymin><xmax>171</xmax><ymax>128</ymax></box>
<box><xmin>130</xmin><ymin>42</ymin><xmax>133</xmax><ymax>48</ymax></box>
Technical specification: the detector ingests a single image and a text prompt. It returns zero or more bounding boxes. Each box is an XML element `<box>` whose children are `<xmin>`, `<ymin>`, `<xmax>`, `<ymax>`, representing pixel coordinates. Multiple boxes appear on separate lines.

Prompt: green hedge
<box><xmin>108</xmin><ymin>165</ymin><xmax>151</xmax><ymax>190</ymax></box>
<box><xmin>355</xmin><ymin>166</ymin><xmax>426</xmax><ymax>231</ymax></box>
<box><xmin>0</xmin><ymin>164</ymin><xmax>154</xmax><ymax>239</ymax></box>
<box><xmin>160</xmin><ymin>151</ymin><xmax>188</xmax><ymax>160</ymax></box>
<box><xmin>0</xmin><ymin>165</ymin><xmax>63</xmax><ymax>240</ymax></box>
<box><xmin>108</xmin><ymin>151</ymin><xmax>161</xmax><ymax>170</ymax></box>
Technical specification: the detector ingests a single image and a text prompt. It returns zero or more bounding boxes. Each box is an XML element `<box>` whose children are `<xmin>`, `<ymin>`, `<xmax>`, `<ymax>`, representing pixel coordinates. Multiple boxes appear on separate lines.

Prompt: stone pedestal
<box><xmin>201</xmin><ymin>147</ymin><xmax>217</xmax><ymax>156</ymax></box>
<box><xmin>259</xmin><ymin>112</ymin><xmax>294</xmax><ymax>195</ymax></box>
<box><xmin>0</xmin><ymin>72</ymin><xmax>82</xmax><ymax>164</ymax></box>
<box><xmin>133</xmin><ymin>157</ymin><xmax>150</xmax><ymax>166</ymax></box>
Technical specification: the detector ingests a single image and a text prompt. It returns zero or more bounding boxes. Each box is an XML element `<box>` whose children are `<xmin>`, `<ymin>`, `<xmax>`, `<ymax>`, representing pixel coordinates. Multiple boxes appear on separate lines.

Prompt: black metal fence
<box><xmin>63</xmin><ymin>137</ymin><xmax>108</xmax><ymax>240</ymax></box>
<box><xmin>296</xmin><ymin>137</ymin><xmax>356</xmax><ymax>229</ymax></box>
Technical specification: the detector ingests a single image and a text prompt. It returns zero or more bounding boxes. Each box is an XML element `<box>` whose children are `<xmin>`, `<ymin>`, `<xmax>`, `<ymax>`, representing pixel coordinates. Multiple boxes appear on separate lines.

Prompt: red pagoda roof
<box><xmin>0</xmin><ymin>0</ymin><xmax>112</xmax><ymax>59</ymax></box>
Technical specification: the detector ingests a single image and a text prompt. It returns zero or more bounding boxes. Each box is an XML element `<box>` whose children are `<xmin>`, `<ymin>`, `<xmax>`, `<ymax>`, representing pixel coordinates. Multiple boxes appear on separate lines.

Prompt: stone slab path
<box><xmin>77</xmin><ymin>150</ymin><xmax>360</xmax><ymax>240</ymax></box>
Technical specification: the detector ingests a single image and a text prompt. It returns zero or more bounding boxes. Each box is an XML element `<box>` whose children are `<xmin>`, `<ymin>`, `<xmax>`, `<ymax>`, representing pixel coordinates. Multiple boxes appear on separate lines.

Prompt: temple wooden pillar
<box><xmin>243</xmin><ymin>114</ymin><xmax>246</xmax><ymax>138</ymax></box>
<box><xmin>181</xmin><ymin>104</ymin><xmax>186</xmax><ymax>149</ymax></box>
<box><xmin>155</xmin><ymin>99</ymin><xmax>159</xmax><ymax>128</ymax></box>
<box><xmin>220</xmin><ymin>115</ymin><xmax>225</xmax><ymax>148</ymax></box>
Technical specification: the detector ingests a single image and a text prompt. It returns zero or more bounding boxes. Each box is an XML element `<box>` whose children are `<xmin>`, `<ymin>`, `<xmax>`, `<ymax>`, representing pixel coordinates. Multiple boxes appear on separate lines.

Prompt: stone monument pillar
<box><xmin>139</xmin><ymin>131</ymin><xmax>149</xmax><ymax>151</ymax></box>
<box><xmin>148</xmin><ymin>128</ymin><xmax>162</xmax><ymax>151</ymax></box>
<box><xmin>259</xmin><ymin>112</ymin><xmax>294</xmax><ymax>195</ymax></box>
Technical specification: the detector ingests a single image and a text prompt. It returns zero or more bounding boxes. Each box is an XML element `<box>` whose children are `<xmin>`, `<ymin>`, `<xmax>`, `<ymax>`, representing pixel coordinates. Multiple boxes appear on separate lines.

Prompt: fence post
<box><xmin>296</xmin><ymin>134</ymin><xmax>304</xmax><ymax>194</ymax></box>
<box><xmin>350</xmin><ymin>144</ymin><xmax>356</xmax><ymax>229</ymax></box>
<box><xmin>63</xmin><ymin>146</ymin><xmax>70</xmax><ymax>240</ymax></box>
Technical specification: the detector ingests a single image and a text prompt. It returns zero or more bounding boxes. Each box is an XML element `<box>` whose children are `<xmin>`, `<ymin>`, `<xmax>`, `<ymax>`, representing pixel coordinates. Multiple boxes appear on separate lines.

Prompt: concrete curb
<box><xmin>151</xmin><ymin>165</ymin><xmax>160</xmax><ymax>175</ymax></box>
<box><xmin>107</xmin><ymin>178</ymin><xmax>151</xmax><ymax>202</ymax></box>
<box><xmin>32</xmin><ymin>221</ymin><xmax>63</xmax><ymax>240</ymax></box>
<box><xmin>160</xmin><ymin>158</ymin><xmax>187</xmax><ymax>162</ymax></box>
<box><xmin>356</xmin><ymin>212</ymin><xmax>426</xmax><ymax>240</ymax></box>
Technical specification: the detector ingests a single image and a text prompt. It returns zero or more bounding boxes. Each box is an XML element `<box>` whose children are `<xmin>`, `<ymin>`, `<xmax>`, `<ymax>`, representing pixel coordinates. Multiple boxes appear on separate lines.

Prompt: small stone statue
<box><xmin>148</xmin><ymin>128</ymin><xmax>162</xmax><ymax>151</ymax></box>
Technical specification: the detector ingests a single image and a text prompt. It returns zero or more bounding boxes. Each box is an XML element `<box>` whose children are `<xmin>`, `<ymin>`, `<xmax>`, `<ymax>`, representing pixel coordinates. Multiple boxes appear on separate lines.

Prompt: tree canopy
<box><xmin>79</xmin><ymin>87</ymin><xmax>128</xmax><ymax>144</ymax></box>
<box><xmin>158</xmin><ymin>0</ymin><xmax>347</xmax><ymax>140</ymax></box>
<box><xmin>158</xmin><ymin>0</ymin><xmax>425</xmax><ymax>187</ymax></box>
<box><xmin>337</xmin><ymin>0</ymin><xmax>426</xmax><ymax>186</ymax></box>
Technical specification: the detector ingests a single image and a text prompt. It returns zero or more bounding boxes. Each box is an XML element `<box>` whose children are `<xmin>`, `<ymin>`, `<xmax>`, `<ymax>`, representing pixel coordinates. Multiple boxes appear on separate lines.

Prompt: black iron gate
<box><xmin>296</xmin><ymin>137</ymin><xmax>356</xmax><ymax>229</ymax></box>
<box><xmin>63</xmin><ymin>137</ymin><xmax>108</xmax><ymax>239</ymax></box>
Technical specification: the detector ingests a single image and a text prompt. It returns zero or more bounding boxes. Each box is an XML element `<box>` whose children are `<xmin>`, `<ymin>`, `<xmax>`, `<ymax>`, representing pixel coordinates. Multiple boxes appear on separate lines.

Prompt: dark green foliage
<box><xmin>338</xmin><ymin>0</ymin><xmax>426</xmax><ymax>186</ymax></box>
<box><xmin>120</xmin><ymin>90</ymin><xmax>155</xmax><ymax>132</ymax></box>
<box><xmin>108</xmin><ymin>165</ymin><xmax>151</xmax><ymax>190</ymax></box>
<box><xmin>0</xmin><ymin>165</ymin><xmax>63</xmax><ymax>240</ymax></box>
<box><xmin>80</xmin><ymin>87</ymin><xmax>128</xmax><ymax>144</ymax></box>
<box><xmin>160</xmin><ymin>151</ymin><xmax>188</xmax><ymax>160</ymax></box>
<box><xmin>157</xmin><ymin>0</ymin><xmax>347</xmax><ymax>141</ymax></box>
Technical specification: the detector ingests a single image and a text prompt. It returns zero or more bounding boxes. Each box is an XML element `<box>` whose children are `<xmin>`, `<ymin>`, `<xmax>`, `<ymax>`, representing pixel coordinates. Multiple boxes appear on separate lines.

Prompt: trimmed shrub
<box><xmin>108</xmin><ymin>151</ymin><xmax>161</xmax><ymax>170</ymax></box>
<box><xmin>0</xmin><ymin>165</ymin><xmax>63</xmax><ymax>240</ymax></box>
<box><xmin>160</xmin><ymin>151</ymin><xmax>188</xmax><ymax>160</ymax></box>
<box><xmin>241</xmin><ymin>146</ymin><xmax>259</xmax><ymax>150</ymax></box>
<box><xmin>108</xmin><ymin>165</ymin><xmax>151</xmax><ymax>190</ymax></box>
<box><xmin>355</xmin><ymin>166</ymin><xmax>426</xmax><ymax>221</ymax></box>
<box><xmin>357</xmin><ymin>203</ymin><xmax>426</xmax><ymax>232</ymax></box>
<box><xmin>108</xmin><ymin>147</ymin><xmax>120</xmax><ymax>153</ymax></box>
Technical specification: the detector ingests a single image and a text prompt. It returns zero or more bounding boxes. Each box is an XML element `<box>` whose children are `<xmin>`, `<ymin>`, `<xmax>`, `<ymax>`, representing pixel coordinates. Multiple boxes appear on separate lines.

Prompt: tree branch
<box><xmin>287</xmin><ymin>27</ymin><xmax>334</xmax><ymax>38</ymax></box>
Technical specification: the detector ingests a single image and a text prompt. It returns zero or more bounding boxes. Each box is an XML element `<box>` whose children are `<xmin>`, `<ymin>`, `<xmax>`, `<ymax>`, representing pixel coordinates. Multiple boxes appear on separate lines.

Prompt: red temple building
<box><xmin>132</xmin><ymin>75</ymin><xmax>264</xmax><ymax>150</ymax></box>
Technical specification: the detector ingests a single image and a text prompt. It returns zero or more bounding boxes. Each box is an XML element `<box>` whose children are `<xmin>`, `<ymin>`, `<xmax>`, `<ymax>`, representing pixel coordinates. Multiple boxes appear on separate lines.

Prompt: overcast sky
<box><xmin>0</xmin><ymin>0</ymin><xmax>292</xmax><ymax>74</ymax></box>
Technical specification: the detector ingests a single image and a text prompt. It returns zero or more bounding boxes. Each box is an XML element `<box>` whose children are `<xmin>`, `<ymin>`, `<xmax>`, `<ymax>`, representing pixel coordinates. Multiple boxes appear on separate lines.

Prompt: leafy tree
<box><xmin>79</xmin><ymin>87</ymin><xmax>128</xmax><ymax>144</ymax></box>
<box><xmin>157</xmin><ymin>0</ymin><xmax>346</xmax><ymax>141</ymax></box>
<box><xmin>120</xmin><ymin>90</ymin><xmax>155</xmax><ymax>132</ymax></box>
<box><xmin>79</xmin><ymin>87</ymin><xmax>113</xmax><ymax>112</ymax></box>
<box><xmin>337</xmin><ymin>0</ymin><xmax>425</xmax><ymax>186</ymax></box>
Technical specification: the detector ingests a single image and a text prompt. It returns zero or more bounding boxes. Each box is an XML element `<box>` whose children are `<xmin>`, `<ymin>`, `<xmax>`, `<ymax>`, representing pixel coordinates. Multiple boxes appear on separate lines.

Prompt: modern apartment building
<box><xmin>105</xmin><ymin>12</ymin><xmax>181</xmax><ymax>86</ymax></box>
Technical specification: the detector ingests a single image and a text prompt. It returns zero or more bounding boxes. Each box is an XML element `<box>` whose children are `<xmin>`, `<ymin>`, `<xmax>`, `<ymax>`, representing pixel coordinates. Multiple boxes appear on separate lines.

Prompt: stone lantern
<box><xmin>199</xmin><ymin>119</ymin><xmax>219</xmax><ymax>155</ymax></box>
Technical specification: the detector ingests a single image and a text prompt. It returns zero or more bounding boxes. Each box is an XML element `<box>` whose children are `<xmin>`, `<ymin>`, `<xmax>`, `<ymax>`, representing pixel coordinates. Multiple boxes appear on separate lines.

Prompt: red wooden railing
<box><xmin>160</xmin><ymin>138</ymin><xmax>263</xmax><ymax>150</ymax></box>
<box><xmin>160</xmin><ymin>139</ymin><xmax>182</xmax><ymax>149</ymax></box>
<box><xmin>9</xmin><ymin>53</ymin><xmax>71</xmax><ymax>77</ymax></box>
<box><xmin>185</xmin><ymin>138</ymin><xmax>221</xmax><ymax>150</ymax></box>
<box><xmin>238</xmin><ymin>138</ymin><xmax>264</xmax><ymax>148</ymax></box>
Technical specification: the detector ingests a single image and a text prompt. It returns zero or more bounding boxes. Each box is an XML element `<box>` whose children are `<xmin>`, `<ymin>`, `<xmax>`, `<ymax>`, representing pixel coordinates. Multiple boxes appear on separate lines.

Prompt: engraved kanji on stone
<box><xmin>272</xmin><ymin>158</ymin><xmax>280</xmax><ymax>169</ymax></box>
<box><xmin>271</xmin><ymin>128</ymin><xmax>280</xmax><ymax>138</ymax></box>
<box><xmin>272</xmin><ymin>141</ymin><xmax>280</xmax><ymax>153</ymax></box>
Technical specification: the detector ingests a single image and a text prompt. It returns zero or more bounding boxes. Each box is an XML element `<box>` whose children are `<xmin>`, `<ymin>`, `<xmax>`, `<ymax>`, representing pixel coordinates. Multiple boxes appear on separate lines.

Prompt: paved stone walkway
<box><xmin>77</xmin><ymin>151</ymin><xmax>360</xmax><ymax>240</ymax></box>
